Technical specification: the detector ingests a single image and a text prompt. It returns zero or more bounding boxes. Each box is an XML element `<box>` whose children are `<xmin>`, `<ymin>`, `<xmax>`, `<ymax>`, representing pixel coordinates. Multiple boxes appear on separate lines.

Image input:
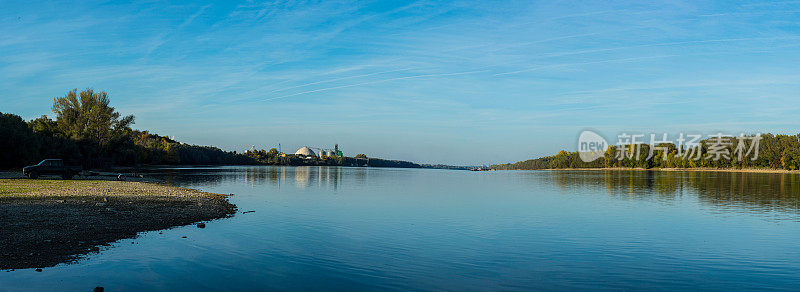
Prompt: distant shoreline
<box><xmin>522</xmin><ymin>167</ymin><xmax>800</xmax><ymax>174</ymax></box>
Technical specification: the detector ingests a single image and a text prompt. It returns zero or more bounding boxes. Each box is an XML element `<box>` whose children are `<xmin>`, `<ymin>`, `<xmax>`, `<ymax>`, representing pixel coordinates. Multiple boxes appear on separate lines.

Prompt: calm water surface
<box><xmin>3</xmin><ymin>167</ymin><xmax>800</xmax><ymax>291</ymax></box>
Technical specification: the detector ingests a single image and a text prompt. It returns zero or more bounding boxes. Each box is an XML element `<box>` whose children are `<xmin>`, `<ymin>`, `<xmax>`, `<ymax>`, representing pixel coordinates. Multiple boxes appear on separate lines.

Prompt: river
<box><xmin>3</xmin><ymin>166</ymin><xmax>800</xmax><ymax>290</ymax></box>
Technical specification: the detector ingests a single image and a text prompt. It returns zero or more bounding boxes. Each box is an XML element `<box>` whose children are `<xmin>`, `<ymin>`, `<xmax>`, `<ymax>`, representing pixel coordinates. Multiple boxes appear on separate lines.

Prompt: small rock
<box><xmin>197</xmin><ymin>223</ymin><xmax>206</xmax><ymax>228</ymax></box>
<box><xmin>95</xmin><ymin>203</ymin><xmax>106</xmax><ymax>206</ymax></box>
<box><xmin>182</xmin><ymin>236</ymin><xmax>187</xmax><ymax>238</ymax></box>
<box><xmin>94</xmin><ymin>287</ymin><xmax>104</xmax><ymax>292</ymax></box>
<box><xmin>242</xmin><ymin>210</ymin><xmax>255</xmax><ymax>214</ymax></box>
<box><xmin>35</xmin><ymin>268</ymin><xmax>42</xmax><ymax>272</ymax></box>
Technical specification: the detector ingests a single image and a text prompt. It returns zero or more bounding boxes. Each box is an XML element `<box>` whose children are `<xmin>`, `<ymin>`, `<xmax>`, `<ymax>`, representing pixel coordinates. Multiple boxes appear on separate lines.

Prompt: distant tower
<box><xmin>334</xmin><ymin>144</ymin><xmax>343</xmax><ymax>157</ymax></box>
<box><xmin>278</xmin><ymin>143</ymin><xmax>281</xmax><ymax>153</ymax></box>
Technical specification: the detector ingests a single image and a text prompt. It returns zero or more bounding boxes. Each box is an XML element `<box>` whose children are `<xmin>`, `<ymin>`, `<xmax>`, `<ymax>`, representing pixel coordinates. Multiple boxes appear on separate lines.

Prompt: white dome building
<box><xmin>295</xmin><ymin>146</ymin><xmax>317</xmax><ymax>157</ymax></box>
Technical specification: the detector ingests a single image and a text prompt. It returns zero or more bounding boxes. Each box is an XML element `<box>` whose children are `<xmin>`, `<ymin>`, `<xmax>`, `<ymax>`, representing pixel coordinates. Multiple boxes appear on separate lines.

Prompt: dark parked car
<box><xmin>22</xmin><ymin>159</ymin><xmax>81</xmax><ymax>179</ymax></box>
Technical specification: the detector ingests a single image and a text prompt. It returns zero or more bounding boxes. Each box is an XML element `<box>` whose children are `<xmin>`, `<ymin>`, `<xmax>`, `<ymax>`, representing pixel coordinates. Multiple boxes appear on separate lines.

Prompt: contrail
<box><xmin>494</xmin><ymin>35</ymin><xmax>800</xmax><ymax>76</ymax></box>
<box><xmin>494</xmin><ymin>55</ymin><xmax>676</xmax><ymax>76</ymax></box>
<box><xmin>266</xmin><ymin>67</ymin><xmax>417</xmax><ymax>93</ymax></box>
<box><xmin>261</xmin><ymin>69</ymin><xmax>490</xmax><ymax>101</ymax></box>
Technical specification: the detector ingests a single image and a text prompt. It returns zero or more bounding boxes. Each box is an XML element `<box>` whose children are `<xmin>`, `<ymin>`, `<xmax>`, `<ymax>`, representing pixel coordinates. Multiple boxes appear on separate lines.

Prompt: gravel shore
<box><xmin>0</xmin><ymin>179</ymin><xmax>237</xmax><ymax>270</ymax></box>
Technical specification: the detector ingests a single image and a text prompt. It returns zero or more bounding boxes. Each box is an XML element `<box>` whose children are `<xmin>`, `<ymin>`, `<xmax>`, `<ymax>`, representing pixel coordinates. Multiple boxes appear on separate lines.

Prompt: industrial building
<box><xmin>295</xmin><ymin>146</ymin><xmax>316</xmax><ymax>157</ymax></box>
<box><xmin>294</xmin><ymin>144</ymin><xmax>343</xmax><ymax>158</ymax></box>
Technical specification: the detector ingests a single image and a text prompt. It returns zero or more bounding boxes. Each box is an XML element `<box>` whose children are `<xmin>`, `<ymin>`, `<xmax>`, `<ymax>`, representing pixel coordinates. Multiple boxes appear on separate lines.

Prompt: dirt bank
<box><xmin>0</xmin><ymin>179</ymin><xmax>236</xmax><ymax>270</ymax></box>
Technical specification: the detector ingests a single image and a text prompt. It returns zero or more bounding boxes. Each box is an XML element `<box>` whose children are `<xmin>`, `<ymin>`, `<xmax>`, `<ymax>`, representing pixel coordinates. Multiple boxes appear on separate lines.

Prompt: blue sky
<box><xmin>2</xmin><ymin>0</ymin><xmax>799</xmax><ymax>165</ymax></box>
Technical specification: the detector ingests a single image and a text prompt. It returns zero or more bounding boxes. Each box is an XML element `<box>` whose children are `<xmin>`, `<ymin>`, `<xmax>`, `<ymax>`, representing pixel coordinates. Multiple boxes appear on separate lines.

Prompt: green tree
<box><xmin>550</xmin><ymin>150</ymin><xmax>572</xmax><ymax>168</ymax></box>
<box><xmin>0</xmin><ymin>113</ymin><xmax>41</xmax><ymax>168</ymax></box>
<box><xmin>51</xmin><ymin>88</ymin><xmax>135</xmax><ymax>147</ymax></box>
<box><xmin>355</xmin><ymin>154</ymin><xmax>367</xmax><ymax>159</ymax></box>
<box><xmin>28</xmin><ymin>115</ymin><xmax>59</xmax><ymax>136</ymax></box>
<box><xmin>781</xmin><ymin>136</ymin><xmax>800</xmax><ymax>170</ymax></box>
<box><xmin>604</xmin><ymin>145</ymin><xmax>618</xmax><ymax>168</ymax></box>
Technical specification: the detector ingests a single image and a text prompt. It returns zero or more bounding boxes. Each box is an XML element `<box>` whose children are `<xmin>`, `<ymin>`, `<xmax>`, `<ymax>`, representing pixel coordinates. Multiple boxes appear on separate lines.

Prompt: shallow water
<box><xmin>3</xmin><ymin>167</ymin><xmax>800</xmax><ymax>291</ymax></box>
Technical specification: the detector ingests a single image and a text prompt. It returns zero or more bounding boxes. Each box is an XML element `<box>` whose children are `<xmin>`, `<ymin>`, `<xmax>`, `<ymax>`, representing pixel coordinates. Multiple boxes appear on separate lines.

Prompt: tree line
<box><xmin>492</xmin><ymin>134</ymin><xmax>800</xmax><ymax>171</ymax></box>
<box><xmin>243</xmin><ymin>148</ymin><xmax>421</xmax><ymax>168</ymax></box>
<box><xmin>0</xmin><ymin>88</ymin><xmax>422</xmax><ymax>170</ymax></box>
<box><xmin>1</xmin><ymin>88</ymin><xmax>256</xmax><ymax>170</ymax></box>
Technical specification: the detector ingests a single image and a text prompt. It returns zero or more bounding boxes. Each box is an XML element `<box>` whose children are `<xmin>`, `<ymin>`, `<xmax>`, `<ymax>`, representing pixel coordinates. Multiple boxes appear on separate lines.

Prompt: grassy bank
<box><xmin>0</xmin><ymin>179</ymin><xmax>236</xmax><ymax>270</ymax></box>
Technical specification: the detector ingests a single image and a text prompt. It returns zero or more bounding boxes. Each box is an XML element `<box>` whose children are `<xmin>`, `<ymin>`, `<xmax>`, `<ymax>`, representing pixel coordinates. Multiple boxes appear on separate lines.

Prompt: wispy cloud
<box><xmin>493</xmin><ymin>55</ymin><xmax>677</xmax><ymax>76</ymax></box>
<box><xmin>260</xmin><ymin>69</ymin><xmax>491</xmax><ymax>102</ymax></box>
<box><xmin>4</xmin><ymin>0</ymin><xmax>800</xmax><ymax>164</ymax></box>
<box><xmin>145</xmin><ymin>4</ymin><xmax>211</xmax><ymax>56</ymax></box>
<box><xmin>265</xmin><ymin>67</ymin><xmax>417</xmax><ymax>94</ymax></box>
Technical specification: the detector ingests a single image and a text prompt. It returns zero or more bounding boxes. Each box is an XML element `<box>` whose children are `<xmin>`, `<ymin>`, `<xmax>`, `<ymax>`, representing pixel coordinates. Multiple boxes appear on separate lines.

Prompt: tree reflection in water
<box><xmin>542</xmin><ymin>170</ymin><xmax>800</xmax><ymax>221</ymax></box>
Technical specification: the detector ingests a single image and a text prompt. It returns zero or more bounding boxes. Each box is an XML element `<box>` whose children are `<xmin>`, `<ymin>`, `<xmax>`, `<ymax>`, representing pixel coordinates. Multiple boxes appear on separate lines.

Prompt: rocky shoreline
<box><xmin>0</xmin><ymin>179</ymin><xmax>237</xmax><ymax>270</ymax></box>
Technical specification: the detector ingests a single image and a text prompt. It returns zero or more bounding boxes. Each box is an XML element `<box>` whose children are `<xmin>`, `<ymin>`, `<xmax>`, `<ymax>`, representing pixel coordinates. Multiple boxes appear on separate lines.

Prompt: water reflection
<box><xmin>150</xmin><ymin>167</ymin><xmax>800</xmax><ymax>221</ymax></box>
<box><xmin>543</xmin><ymin>170</ymin><xmax>800</xmax><ymax>220</ymax></box>
<box><xmin>154</xmin><ymin>166</ymin><xmax>351</xmax><ymax>190</ymax></box>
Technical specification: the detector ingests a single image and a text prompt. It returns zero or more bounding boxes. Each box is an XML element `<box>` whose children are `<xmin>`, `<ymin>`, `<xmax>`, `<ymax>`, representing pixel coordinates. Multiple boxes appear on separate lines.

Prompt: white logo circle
<box><xmin>578</xmin><ymin>130</ymin><xmax>608</xmax><ymax>162</ymax></box>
